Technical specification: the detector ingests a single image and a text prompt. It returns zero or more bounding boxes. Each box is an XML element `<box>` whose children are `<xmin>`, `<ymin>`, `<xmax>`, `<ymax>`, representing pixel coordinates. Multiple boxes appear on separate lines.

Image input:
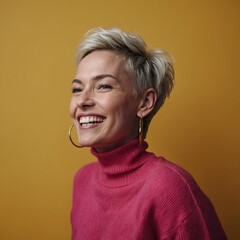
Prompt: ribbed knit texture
<box><xmin>71</xmin><ymin>140</ymin><xmax>227</xmax><ymax>240</ymax></box>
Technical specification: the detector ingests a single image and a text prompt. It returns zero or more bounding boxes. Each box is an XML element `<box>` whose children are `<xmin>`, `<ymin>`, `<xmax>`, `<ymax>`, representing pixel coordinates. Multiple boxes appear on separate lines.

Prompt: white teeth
<box><xmin>79</xmin><ymin>116</ymin><xmax>105</xmax><ymax>125</ymax></box>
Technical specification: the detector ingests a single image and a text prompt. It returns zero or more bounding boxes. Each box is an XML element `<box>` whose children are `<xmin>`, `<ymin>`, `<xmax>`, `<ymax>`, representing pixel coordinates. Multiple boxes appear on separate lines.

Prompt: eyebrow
<box><xmin>72</xmin><ymin>74</ymin><xmax>119</xmax><ymax>84</ymax></box>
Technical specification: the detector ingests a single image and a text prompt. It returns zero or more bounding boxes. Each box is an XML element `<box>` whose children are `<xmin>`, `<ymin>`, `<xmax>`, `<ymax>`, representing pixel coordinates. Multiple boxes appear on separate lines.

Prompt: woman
<box><xmin>69</xmin><ymin>27</ymin><xmax>227</xmax><ymax>239</ymax></box>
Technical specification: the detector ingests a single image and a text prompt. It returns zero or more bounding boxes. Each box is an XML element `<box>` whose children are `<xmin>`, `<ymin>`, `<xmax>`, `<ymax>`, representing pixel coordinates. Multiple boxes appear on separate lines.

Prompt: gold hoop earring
<box><xmin>139</xmin><ymin>117</ymin><xmax>143</xmax><ymax>147</ymax></box>
<box><xmin>68</xmin><ymin>124</ymin><xmax>84</xmax><ymax>148</ymax></box>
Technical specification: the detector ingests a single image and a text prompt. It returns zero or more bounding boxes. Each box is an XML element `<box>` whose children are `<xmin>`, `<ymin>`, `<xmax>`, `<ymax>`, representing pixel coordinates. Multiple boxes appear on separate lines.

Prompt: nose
<box><xmin>76</xmin><ymin>88</ymin><xmax>95</xmax><ymax>109</ymax></box>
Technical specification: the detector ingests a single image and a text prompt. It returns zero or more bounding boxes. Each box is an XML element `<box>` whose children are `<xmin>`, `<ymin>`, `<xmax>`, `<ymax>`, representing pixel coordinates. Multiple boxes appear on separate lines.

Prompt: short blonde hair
<box><xmin>76</xmin><ymin>27</ymin><xmax>175</xmax><ymax>137</ymax></box>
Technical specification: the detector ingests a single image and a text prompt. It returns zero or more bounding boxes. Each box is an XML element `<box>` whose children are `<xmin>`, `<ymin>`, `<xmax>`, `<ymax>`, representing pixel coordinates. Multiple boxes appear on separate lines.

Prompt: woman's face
<box><xmin>69</xmin><ymin>50</ymin><xmax>141</xmax><ymax>152</ymax></box>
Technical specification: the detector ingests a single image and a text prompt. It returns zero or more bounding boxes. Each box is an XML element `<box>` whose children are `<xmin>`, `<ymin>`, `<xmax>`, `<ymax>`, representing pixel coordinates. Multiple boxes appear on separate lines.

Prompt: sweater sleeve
<box><xmin>151</xmin><ymin>159</ymin><xmax>228</xmax><ymax>240</ymax></box>
<box><xmin>161</xmin><ymin>207</ymin><xmax>228</xmax><ymax>240</ymax></box>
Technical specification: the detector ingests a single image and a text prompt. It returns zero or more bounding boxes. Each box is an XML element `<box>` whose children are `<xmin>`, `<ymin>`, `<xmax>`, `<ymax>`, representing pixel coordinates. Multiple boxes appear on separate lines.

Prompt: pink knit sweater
<box><xmin>71</xmin><ymin>140</ymin><xmax>227</xmax><ymax>239</ymax></box>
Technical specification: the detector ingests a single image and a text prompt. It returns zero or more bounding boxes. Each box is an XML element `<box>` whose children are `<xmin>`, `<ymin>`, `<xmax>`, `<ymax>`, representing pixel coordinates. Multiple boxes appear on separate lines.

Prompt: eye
<box><xmin>72</xmin><ymin>87</ymin><xmax>82</xmax><ymax>94</ymax></box>
<box><xmin>98</xmin><ymin>84</ymin><xmax>112</xmax><ymax>90</ymax></box>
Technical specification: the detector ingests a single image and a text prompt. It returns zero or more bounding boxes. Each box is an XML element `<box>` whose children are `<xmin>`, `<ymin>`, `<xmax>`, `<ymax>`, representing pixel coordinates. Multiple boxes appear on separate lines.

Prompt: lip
<box><xmin>76</xmin><ymin>113</ymin><xmax>106</xmax><ymax>129</ymax></box>
<box><xmin>76</xmin><ymin>113</ymin><xmax>106</xmax><ymax>121</ymax></box>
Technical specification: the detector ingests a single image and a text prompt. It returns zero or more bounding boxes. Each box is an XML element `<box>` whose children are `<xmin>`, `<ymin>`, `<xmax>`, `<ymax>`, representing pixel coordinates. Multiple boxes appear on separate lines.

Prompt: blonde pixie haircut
<box><xmin>76</xmin><ymin>27</ymin><xmax>175</xmax><ymax>138</ymax></box>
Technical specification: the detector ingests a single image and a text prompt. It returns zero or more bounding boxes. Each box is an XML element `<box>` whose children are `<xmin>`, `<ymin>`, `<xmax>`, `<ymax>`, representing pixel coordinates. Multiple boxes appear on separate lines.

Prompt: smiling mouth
<box><xmin>79</xmin><ymin>116</ymin><xmax>106</xmax><ymax>127</ymax></box>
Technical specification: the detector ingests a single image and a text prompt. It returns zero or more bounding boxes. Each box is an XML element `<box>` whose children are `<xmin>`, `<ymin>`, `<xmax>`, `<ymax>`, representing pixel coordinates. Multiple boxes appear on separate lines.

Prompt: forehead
<box><xmin>78</xmin><ymin>50</ymin><xmax>125</xmax><ymax>70</ymax></box>
<box><xmin>75</xmin><ymin>50</ymin><xmax>130</xmax><ymax>81</ymax></box>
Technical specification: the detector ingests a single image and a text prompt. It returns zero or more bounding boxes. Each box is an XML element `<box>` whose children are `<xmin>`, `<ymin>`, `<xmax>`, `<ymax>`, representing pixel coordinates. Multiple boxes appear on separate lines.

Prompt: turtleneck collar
<box><xmin>91</xmin><ymin>139</ymin><xmax>155</xmax><ymax>187</ymax></box>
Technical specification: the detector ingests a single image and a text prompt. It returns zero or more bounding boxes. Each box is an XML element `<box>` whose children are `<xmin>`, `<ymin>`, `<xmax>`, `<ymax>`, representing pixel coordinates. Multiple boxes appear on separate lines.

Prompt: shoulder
<box><xmin>144</xmin><ymin>156</ymin><xmax>223</xmax><ymax>236</ymax></box>
<box><xmin>147</xmin><ymin>156</ymin><xmax>201</xmax><ymax>195</ymax></box>
<box><xmin>145</xmin><ymin>156</ymin><xmax>212</xmax><ymax>217</ymax></box>
<box><xmin>73</xmin><ymin>162</ymin><xmax>99</xmax><ymax>186</ymax></box>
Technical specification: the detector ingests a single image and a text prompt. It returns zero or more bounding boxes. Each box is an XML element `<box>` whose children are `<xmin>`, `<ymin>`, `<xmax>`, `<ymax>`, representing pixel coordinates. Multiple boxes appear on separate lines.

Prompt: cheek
<box><xmin>69</xmin><ymin>99</ymin><xmax>76</xmax><ymax>118</ymax></box>
<box><xmin>113</xmin><ymin>99</ymin><xmax>137</xmax><ymax>119</ymax></box>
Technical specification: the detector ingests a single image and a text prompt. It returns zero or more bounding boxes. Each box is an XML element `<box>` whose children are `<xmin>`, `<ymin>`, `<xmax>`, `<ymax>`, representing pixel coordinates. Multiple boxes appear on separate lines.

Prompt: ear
<box><xmin>137</xmin><ymin>88</ymin><xmax>157</xmax><ymax>118</ymax></box>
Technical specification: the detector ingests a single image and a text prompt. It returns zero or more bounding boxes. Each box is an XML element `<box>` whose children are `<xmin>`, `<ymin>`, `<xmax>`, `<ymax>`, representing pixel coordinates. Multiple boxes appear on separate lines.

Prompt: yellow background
<box><xmin>0</xmin><ymin>0</ymin><xmax>239</xmax><ymax>239</ymax></box>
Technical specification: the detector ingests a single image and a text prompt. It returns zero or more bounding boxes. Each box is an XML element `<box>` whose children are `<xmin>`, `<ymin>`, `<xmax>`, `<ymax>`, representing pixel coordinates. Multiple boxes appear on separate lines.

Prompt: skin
<box><xmin>69</xmin><ymin>50</ymin><xmax>156</xmax><ymax>152</ymax></box>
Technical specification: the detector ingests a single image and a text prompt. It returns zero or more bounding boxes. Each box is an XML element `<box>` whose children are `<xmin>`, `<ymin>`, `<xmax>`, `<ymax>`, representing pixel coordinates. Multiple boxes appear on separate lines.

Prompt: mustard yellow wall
<box><xmin>0</xmin><ymin>0</ymin><xmax>239</xmax><ymax>239</ymax></box>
